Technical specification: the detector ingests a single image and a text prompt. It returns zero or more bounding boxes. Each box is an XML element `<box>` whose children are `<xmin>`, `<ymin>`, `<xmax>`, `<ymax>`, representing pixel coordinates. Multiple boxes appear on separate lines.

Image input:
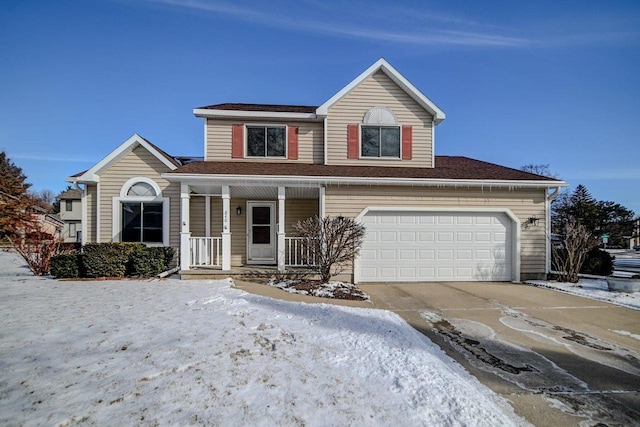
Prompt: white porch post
<box><xmin>277</xmin><ymin>186</ymin><xmax>286</xmax><ymax>271</ymax></box>
<box><xmin>205</xmin><ymin>196</ymin><xmax>211</xmax><ymax>237</ymax></box>
<box><xmin>221</xmin><ymin>186</ymin><xmax>231</xmax><ymax>270</ymax></box>
<box><xmin>180</xmin><ymin>183</ymin><xmax>191</xmax><ymax>270</ymax></box>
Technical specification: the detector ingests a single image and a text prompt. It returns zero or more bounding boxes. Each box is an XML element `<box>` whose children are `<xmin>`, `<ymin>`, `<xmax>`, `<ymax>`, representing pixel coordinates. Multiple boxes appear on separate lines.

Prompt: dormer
<box><xmin>318</xmin><ymin>58</ymin><xmax>445</xmax><ymax>168</ymax></box>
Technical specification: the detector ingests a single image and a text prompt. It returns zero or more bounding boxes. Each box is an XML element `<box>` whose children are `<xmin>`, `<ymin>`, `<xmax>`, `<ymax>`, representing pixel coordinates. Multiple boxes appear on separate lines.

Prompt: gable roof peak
<box><xmin>66</xmin><ymin>133</ymin><xmax>178</xmax><ymax>184</ymax></box>
<box><xmin>316</xmin><ymin>58</ymin><xmax>445</xmax><ymax>124</ymax></box>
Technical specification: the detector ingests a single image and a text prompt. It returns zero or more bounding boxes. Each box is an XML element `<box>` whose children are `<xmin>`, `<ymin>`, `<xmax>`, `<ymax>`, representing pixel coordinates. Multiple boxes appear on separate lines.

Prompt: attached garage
<box><xmin>356</xmin><ymin>208</ymin><xmax>520</xmax><ymax>283</ymax></box>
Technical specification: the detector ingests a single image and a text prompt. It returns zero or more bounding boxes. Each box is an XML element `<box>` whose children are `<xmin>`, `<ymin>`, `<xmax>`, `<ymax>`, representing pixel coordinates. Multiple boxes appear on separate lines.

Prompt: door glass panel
<box><xmin>252</xmin><ymin>206</ymin><xmax>270</xmax><ymax>225</ymax></box>
<box><xmin>253</xmin><ymin>226</ymin><xmax>270</xmax><ymax>244</ymax></box>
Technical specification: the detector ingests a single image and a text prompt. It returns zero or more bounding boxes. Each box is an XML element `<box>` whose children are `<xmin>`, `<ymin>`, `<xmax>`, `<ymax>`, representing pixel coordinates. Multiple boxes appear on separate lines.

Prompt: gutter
<box><xmin>161</xmin><ymin>173</ymin><xmax>569</xmax><ymax>190</ymax></box>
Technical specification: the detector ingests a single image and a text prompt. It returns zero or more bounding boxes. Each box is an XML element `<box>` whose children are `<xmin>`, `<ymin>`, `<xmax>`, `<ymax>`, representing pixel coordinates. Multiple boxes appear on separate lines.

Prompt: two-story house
<box><xmin>67</xmin><ymin>59</ymin><xmax>567</xmax><ymax>282</ymax></box>
<box><xmin>57</xmin><ymin>189</ymin><xmax>83</xmax><ymax>243</ymax></box>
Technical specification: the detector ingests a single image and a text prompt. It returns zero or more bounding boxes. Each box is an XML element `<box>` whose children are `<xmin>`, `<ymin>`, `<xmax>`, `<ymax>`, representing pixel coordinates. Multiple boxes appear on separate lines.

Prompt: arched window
<box><xmin>127</xmin><ymin>182</ymin><xmax>156</xmax><ymax>197</ymax></box>
<box><xmin>361</xmin><ymin>107</ymin><xmax>400</xmax><ymax>158</ymax></box>
<box><xmin>114</xmin><ymin>178</ymin><xmax>168</xmax><ymax>245</ymax></box>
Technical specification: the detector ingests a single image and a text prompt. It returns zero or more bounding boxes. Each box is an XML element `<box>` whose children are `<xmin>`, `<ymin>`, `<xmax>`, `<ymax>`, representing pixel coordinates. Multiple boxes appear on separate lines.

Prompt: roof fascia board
<box><xmin>162</xmin><ymin>173</ymin><xmax>568</xmax><ymax>189</ymax></box>
<box><xmin>193</xmin><ymin>109</ymin><xmax>319</xmax><ymax>121</ymax></box>
<box><xmin>70</xmin><ymin>134</ymin><xmax>177</xmax><ymax>182</ymax></box>
<box><xmin>316</xmin><ymin>58</ymin><xmax>446</xmax><ymax>123</ymax></box>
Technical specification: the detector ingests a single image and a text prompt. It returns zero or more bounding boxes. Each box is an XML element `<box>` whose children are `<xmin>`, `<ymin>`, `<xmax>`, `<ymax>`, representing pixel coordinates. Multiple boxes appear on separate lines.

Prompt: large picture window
<box><xmin>246</xmin><ymin>126</ymin><xmax>286</xmax><ymax>157</ymax></box>
<box><xmin>122</xmin><ymin>202</ymin><xmax>163</xmax><ymax>243</ymax></box>
<box><xmin>114</xmin><ymin>178</ymin><xmax>168</xmax><ymax>245</ymax></box>
<box><xmin>361</xmin><ymin>126</ymin><xmax>400</xmax><ymax>158</ymax></box>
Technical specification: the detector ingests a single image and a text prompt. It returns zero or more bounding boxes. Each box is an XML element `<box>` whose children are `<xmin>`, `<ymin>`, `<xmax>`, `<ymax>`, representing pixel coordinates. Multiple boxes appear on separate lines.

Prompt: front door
<box><xmin>247</xmin><ymin>201</ymin><xmax>276</xmax><ymax>264</ymax></box>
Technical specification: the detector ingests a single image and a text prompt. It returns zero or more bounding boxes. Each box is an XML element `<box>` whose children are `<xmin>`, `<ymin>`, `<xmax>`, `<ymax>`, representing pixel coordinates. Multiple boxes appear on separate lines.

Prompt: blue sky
<box><xmin>1</xmin><ymin>0</ymin><xmax>639</xmax><ymax>214</ymax></box>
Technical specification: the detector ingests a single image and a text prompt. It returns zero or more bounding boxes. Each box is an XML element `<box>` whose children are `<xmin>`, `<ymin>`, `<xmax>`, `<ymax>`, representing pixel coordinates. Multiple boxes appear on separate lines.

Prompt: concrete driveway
<box><xmin>359</xmin><ymin>282</ymin><xmax>640</xmax><ymax>426</ymax></box>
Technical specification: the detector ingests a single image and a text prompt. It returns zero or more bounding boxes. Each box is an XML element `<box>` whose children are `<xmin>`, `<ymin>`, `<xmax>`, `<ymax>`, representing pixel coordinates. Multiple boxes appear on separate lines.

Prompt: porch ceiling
<box><xmin>189</xmin><ymin>185</ymin><xmax>319</xmax><ymax>199</ymax></box>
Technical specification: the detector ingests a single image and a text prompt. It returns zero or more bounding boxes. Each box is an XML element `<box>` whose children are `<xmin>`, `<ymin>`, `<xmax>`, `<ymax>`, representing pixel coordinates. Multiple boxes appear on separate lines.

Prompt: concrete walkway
<box><xmin>359</xmin><ymin>282</ymin><xmax>640</xmax><ymax>426</ymax></box>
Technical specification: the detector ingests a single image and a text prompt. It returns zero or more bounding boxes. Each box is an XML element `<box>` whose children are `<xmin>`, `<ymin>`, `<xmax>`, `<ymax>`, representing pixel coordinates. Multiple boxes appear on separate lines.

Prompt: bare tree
<box><xmin>552</xmin><ymin>219</ymin><xmax>598</xmax><ymax>283</ymax></box>
<box><xmin>520</xmin><ymin>164</ymin><xmax>558</xmax><ymax>178</ymax></box>
<box><xmin>293</xmin><ymin>216</ymin><xmax>366</xmax><ymax>282</ymax></box>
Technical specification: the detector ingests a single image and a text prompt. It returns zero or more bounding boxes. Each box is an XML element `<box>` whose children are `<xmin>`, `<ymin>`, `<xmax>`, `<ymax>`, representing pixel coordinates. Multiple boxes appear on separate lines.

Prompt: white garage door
<box><xmin>358</xmin><ymin>211</ymin><xmax>512</xmax><ymax>282</ymax></box>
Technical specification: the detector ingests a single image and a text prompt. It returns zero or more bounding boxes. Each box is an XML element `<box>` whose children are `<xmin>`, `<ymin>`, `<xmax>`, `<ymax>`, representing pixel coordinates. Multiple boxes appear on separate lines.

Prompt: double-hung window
<box><xmin>246</xmin><ymin>125</ymin><xmax>286</xmax><ymax>157</ymax></box>
<box><xmin>360</xmin><ymin>107</ymin><xmax>401</xmax><ymax>158</ymax></box>
<box><xmin>361</xmin><ymin>126</ymin><xmax>400</xmax><ymax>158</ymax></box>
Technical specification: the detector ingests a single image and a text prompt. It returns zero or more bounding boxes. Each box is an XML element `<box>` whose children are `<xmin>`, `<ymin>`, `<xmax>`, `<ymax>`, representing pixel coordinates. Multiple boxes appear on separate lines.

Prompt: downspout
<box><xmin>323</xmin><ymin>116</ymin><xmax>328</xmax><ymax>165</ymax></box>
<box><xmin>546</xmin><ymin>186</ymin><xmax>562</xmax><ymax>275</ymax></box>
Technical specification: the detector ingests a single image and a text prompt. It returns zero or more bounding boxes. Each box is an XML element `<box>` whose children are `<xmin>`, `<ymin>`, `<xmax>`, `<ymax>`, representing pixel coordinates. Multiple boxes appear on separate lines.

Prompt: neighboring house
<box><xmin>67</xmin><ymin>59</ymin><xmax>567</xmax><ymax>282</ymax></box>
<box><xmin>0</xmin><ymin>190</ymin><xmax>62</xmax><ymax>241</ymax></box>
<box><xmin>57</xmin><ymin>189</ymin><xmax>83</xmax><ymax>242</ymax></box>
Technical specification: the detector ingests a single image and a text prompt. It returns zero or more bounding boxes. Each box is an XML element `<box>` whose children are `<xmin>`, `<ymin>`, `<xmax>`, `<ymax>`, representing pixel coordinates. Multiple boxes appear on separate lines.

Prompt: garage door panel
<box><xmin>359</xmin><ymin>211</ymin><xmax>512</xmax><ymax>282</ymax></box>
<box><xmin>400</xmin><ymin>232</ymin><xmax>416</xmax><ymax>242</ymax></box>
<box><xmin>380</xmin><ymin>231</ymin><xmax>397</xmax><ymax>241</ymax></box>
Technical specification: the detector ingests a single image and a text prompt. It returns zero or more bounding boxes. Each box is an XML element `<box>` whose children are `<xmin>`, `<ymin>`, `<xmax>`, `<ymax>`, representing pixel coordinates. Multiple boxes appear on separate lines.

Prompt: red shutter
<box><xmin>232</xmin><ymin>124</ymin><xmax>244</xmax><ymax>158</ymax></box>
<box><xmin>347</xmin><ymin>124</ymin><xmax>359</xmax><ymax>159</ymax></box>
<box><xmin>402</xmin><ymin>125</ymin><xmax>412</xmax><ymax>160</ymax></box>
<box><xmin>287</xmin><ymin>126</ymin><xmax>299</xmax><ymax>160</ymax></box>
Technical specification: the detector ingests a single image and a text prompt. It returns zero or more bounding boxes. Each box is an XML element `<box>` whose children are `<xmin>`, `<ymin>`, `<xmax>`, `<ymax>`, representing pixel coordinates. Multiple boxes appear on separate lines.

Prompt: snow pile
<box><xmin>0</xmin><ymin>251</ymin><xmax>524</xmax><ymax>426</ymax></box>
<box><xmin>268</xmin><ymin>278</ymin><xmax>370</xmax><ymax>300</ymax></box>
<box><xmin>526</xmin><ymin>278</ymin><xmax>640</xmax><ymax>310</ymax></box>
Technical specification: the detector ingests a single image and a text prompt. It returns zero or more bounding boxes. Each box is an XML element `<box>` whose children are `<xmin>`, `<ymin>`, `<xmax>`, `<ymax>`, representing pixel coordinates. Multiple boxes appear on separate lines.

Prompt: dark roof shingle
<box><xmin>197</xmin><ymin>103</ymin><xmax>318</xmax><ymax>114</ymax></box>
<box><xmin>167</xmin><ymin>156</ymin><xmax>561</xmax><ymax>182</ymax></box>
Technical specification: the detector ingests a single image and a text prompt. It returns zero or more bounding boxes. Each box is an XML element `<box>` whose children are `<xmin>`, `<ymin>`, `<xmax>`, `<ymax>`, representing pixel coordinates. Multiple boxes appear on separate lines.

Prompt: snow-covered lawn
<box><xmin>526</xmin><ymin>278</ymin><xmax>640</xmax><ymax>310</ymax></box>
<box><xmin>0</xmin><ymin>251</ymin><xmax>525</xmax><ymax>426</ymax></box>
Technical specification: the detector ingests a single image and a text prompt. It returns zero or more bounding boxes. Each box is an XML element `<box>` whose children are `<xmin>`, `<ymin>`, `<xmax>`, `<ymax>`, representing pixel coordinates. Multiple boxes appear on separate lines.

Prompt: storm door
<box><xmin>246</xmin><ymin>201</ymin><xmax>276</xmax><ymax>264</ymax></box>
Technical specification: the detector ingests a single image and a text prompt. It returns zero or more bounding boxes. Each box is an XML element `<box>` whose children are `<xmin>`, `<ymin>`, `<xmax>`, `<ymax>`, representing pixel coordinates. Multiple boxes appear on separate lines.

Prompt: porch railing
<box><xmin>189</xmin><ymin>237</ymin><xmax>222</xmax><ymax>267</ymax></box>
<box><xmin>285</xmin><ymin>237</ymin><xmax>316</xmax><ymax>267</ymax></box>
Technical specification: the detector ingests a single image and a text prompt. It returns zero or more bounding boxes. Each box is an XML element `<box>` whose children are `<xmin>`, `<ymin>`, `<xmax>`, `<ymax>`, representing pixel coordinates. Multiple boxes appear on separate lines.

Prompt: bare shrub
<box><xmin>293</xmin><ymin>216</ymin><xmax>366</xmax><ymax>282</ymax></box>
<box><xmin>9</xmin><ymin>219</ymin><xmax>65</xmax><ymax>276</ymax></box>
<box><xmin>552</xmin><ymin>219</ymin><xmax>598</xmax><ymax>283</ymax></box>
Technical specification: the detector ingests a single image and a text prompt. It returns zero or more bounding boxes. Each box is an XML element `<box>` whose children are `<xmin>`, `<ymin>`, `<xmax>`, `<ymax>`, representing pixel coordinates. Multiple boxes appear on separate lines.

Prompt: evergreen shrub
<box><xmin>50</xmin><ymin>253</ymin><xmax>81</xmax><ymax>278</ymax></box>
<box><xmin>580</xmin><ymin>247</ymin><xmax>613</xmax><ymax>276</ymax></box>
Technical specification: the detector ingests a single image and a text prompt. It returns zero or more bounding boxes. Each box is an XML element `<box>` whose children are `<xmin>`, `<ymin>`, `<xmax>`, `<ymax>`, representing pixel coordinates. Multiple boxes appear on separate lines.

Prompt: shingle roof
<box><xmin>138</xmin><ymin>136</ymin><xmax>181</xmax><ymax>168</ymax></box>
<box><xmin>198</xmin><ymin>103</ymin><xmax>318</xmax><ymax>114</ymax></box>
<box><xmin>167</xmin><ymin>156</ymin><xmax>561</xmax><ymax>182</ymax></box>
<box><xmin>58</xmin><ymin>189</ymin><xmax>83</xmax><ymax>199</ymax></box>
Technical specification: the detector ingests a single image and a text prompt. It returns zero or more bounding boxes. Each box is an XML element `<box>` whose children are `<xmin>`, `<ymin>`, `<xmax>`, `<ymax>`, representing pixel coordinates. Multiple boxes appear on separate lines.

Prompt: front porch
<box><xmin>177</xmin><ymin>182</ymin><xmax>322</xmax><ymax>273</ymax></box>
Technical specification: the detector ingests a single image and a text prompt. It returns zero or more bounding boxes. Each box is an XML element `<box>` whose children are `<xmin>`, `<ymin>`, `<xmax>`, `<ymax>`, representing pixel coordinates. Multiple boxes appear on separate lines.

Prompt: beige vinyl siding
<box><xmin>284</xmin><ymin>199</ymin><xmax>319</xmax><ymax>235</ymax></box>
<box><xmin>85</xmin><ymin>185</ymin><xmax>97</xmax><ymax>243</ymax></box>
<box><xmin>326</xmin><ymin>70</ymin><xmax>434</xmax><ymax>167</ymax></box>
<box><xmin>205</xmin><ymin>119</ymin><xmax>324</xmax><ymax>164</ymax></box>
<box><xmin>189</xmin><ymin>197</ymin><xmax>223</xmax><ymax>238</ymax></box>
<box><xmin>324</xmin><ymin>185</ymin><xmax>547</xmax><ymax>278</ymax></box>
<box><xmin>97</xmin><ymin>145</ymin><xmax>180</xmax><ymax>250</ymax></box>
<box><xmin>189</xmin><ymin>198</ymin><xmax>206</xmax><ymax>237</ymax></box>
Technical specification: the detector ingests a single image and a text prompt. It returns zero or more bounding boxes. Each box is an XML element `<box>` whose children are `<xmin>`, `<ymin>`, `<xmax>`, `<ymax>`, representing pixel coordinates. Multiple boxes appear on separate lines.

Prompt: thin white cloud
<box><xmin>11</xmin><ymin>154</ymin><xmax>93</xmax><ymax>163</ymax></box>
<box><xmin>144</xmin><ymin>0</ymin><xmax>534</xmax><ymax>47</ymax></box>
<box><xmin>566</xmin><ymin>169</ymin><xmax>640</xmax><ymax>180</ymax></box>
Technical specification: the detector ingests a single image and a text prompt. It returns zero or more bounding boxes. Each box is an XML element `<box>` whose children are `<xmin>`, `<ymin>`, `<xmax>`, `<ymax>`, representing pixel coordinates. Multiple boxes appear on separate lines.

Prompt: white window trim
<box><xmin>112</xmin><ymin>178</ymin><xmax>169</xmax><ymax>246</ymax></box>
<box><xmin>120</xmin><ymin>177</ymin><xmax>163</xmax><ymax>198</ymax></box>
<box><xmin>245</xmin><ymin>124</ymin><xmax>288</xmax><ymax>158</ymax></box>
<box><xmin>359</xmin><ymin>124</ymin><xmax>402</xmax><ymax>160</ymax></box>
